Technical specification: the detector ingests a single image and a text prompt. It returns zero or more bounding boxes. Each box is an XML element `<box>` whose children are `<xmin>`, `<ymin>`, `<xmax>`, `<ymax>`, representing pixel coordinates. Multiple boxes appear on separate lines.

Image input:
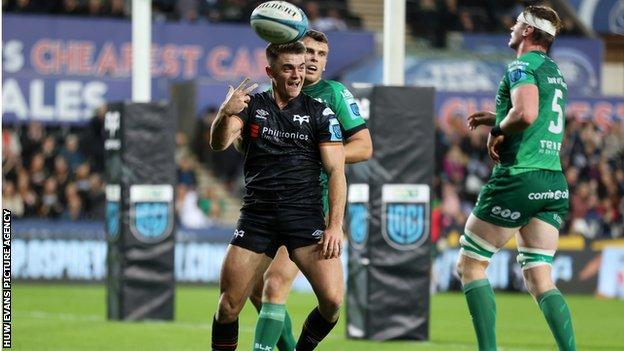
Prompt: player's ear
<box><xmin>265</xmin><ymin>65</ymin><xmax>273</xmax><ymax>79</ymax></box>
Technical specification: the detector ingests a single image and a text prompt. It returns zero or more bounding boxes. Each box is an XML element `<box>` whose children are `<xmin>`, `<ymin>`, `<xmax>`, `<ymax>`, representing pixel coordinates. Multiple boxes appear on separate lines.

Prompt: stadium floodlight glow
<box><xmin>132</xmin><ymin>0</ymin><xmax>151</xmax><ymax>102</ymax></box>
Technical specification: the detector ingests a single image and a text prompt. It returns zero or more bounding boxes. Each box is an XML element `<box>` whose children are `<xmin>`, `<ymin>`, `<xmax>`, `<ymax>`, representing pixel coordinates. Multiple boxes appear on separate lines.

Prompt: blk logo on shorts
<box><xmin>234</xmin><ymin>229</ymin><xmax>245</xmax><ymax>238</ymax></box>
<box><xmin>491</xmin><ymin>206</ymin><xmax>521</xmax><ymax>220</ymax></box>
<box><xmin>311</xmin><ymin>230</ymin><xmax>323</xmax><ymax>238</ymax></box>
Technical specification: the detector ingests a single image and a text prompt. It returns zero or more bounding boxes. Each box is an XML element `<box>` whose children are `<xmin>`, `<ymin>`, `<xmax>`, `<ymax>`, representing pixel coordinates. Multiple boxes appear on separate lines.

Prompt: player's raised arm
<box><xmin>319</xmin><ymin>142</ymin><xmax>346</xmax><ymax>259</ymax></box>
<box><xmin>210</xmin><ymin>78</ymin><xmax>258</xmax><ymax>151</ymax></box>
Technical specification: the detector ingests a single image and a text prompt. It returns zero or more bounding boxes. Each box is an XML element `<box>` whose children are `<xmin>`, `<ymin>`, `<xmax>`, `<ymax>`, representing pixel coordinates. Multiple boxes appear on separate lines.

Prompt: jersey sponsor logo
<box><xmin>349</xmin><ymin>102</ymin><xmax>361</xmax><ymax>116</ymax></box>
<box><xmin>255</xmin><ymin>109</ymin><xmax>269</xmax><ymax>119</ymax></box>
<box><xmin>528</xmin><ymin>190</ymin><xmax>569</xmax><ymax>200</ymax></box>
<box><xmin>340</xmin><ymin>89</ymin><xmax>354</xmax><ymax>100</ymax></box>
<box><xmin>293</xmin><ymin>114</ymin><xmax>310</xmax><ymax>125</ymax></box>
<box><xmin>233</xmin><ymin>229</ymin><xmax>245</xmax><ymax>238</ymax></box>
<box><xmin>508</xmin><ymin>68</ymin><xmax>527</xmax><ymax>84</ymax></box>
<box><xmin>381</xmin><ymin>184</ymin><xmax>429</xmax><ymax>250</ymax></box>
<box><xmin>490</xmin><ymin>206</ymin><xmax>521</xmax><ymax>221</ymax></box>
<box><xmin>261</xmin><ymin>126</ymin><xmax>309</xmax><ymax>141</ymax></box>
<box><xmin>348</xmin><ymin>184</ymin><xmax>369</xmax><ymax>250</ymax></box>
<box><xmin>539</xmin><ymin>140</ymin><xmax>562</xmax><ymax>156</ymax></box>
<box><xmin>329</xmin><ymin>117</ymin><xmax>342</xmax><ymax>141</ymax></box>
<box><xmin>250</xmin><ymin>123</ymin><xmax>260</xmax><ymax>139</ymax></box>
<box><xmin>129</xmin><ymin>185</ymin><xmax>174</xmax><ymax>243</ymax></box>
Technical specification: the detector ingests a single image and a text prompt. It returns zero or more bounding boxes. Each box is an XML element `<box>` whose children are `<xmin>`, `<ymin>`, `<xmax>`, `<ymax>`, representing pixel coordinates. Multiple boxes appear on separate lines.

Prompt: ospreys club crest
<box><xmin>348</xmin><ymin>184</ymin><xmax>369</xmax><ymax>250</ymax></box>
<box><xmin>381</xmin><ymin>184</ymin><xmax>430</xmax><ymax>250</ymax></box>
<box><xmin>129</xmin><ymin>184</ymin><xmax>174</xmax><ymax>243</ymax></box>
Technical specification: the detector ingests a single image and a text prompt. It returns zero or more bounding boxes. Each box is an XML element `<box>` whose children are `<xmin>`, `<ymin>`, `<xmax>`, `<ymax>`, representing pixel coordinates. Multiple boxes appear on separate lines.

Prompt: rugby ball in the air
<box><xmin>250</xmin><ymin>1</ymin><xmax>308</xmax><ymax>44</ymax></box>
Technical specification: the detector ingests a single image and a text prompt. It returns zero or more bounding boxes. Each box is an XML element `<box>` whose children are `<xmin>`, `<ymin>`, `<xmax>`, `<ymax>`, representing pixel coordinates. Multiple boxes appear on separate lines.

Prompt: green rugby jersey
<box><xmin>303</xmin><ymin>79</ymin><xmax>367</xmax><ymax>212</ymax></box>
<box><xmin>495</xmin><ymin>51</ymin><xmax>567</xmax><ymax>175</ymax></box>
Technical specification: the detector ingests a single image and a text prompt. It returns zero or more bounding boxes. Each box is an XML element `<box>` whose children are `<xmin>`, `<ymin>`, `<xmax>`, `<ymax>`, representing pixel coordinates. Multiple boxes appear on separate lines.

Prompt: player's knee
<box><xmin>456</xmin><ymin>255</ymin><xmax>488</xmax><ymax>281</ymax></box>
<box><xmin>217</xmin><ymin>293</ymin><xmax>245</xmax><ymax>322</ymax></box>
<box><xmin>263</xmin><ymin>275</ymin><xmax>285</xmax><ymax>303</ymax></box>
<box><xmin>517</xmin><ymin>247</ymin><xmax>556</xmax><ymax>297</ymax></box>
<box><xmin>320</xmin><ymin>292</ymin><xmax>343</xmax><ymax>316</ymax></box>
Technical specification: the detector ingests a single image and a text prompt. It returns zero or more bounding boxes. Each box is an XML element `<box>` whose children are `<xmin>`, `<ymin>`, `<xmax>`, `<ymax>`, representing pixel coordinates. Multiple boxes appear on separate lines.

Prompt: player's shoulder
<box><xmin>301</xmin><ymin>93</ymin><xmax>335</xmax><ymax>119</ymax></box>
<box><xmin>511</xmin><ymin>51</ymin><xmax>548</xmax><ymax>70</ymax></box>
<box><xmin>325</xmin><ymin>80</ymin><xmax>354</xmax><ymax>98</ymax></box>
<box><xmin>303</xmin><ymin>93</ymin><xmax>333</xmax><ymax>110</ymax></box>
<box><xmin>249</xmin><ymin>90</ymin><xmax>272</xmax><ymax>102</ymax></box>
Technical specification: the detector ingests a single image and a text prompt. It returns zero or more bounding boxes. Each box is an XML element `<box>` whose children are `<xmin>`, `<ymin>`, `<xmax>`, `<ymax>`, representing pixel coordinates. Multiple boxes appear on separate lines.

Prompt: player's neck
<box><xmin>272</xmin><ymin>89</ymin><xmax>296</xmax><ymax>109</ymax></box>
<box><xmin>516</xmin><ymin>41</ymin><xmax>547</xmax><ymax>57</ymax></box>
<box><xmin>304</xmin><ymin>78</ymin><xmax>322</xmax><ymax>88</ymax></box>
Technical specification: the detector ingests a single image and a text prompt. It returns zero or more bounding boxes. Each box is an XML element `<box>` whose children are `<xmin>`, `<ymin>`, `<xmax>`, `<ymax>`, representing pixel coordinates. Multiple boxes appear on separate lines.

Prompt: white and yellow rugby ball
<box><xmin>250</xmin><ymin>1</ymin><xmax>309</xmax><ymax>44</ymax></box>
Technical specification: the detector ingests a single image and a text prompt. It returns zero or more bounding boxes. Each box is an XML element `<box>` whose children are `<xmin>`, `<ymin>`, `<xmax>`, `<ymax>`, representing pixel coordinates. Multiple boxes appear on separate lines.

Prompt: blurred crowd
<box><xmin>2</xmin><ymin>108</ymin><xmax>230</xmax><ymax>227</ymax></box>
<box><xmin>3</xmin><ymin>0</ymin><xmax>361</xmax><ymax>30</ymax></box>
<box><xmin>433</xmin><ymin>115</ymin><xmax>624</xmax><ymax>241</ymax></box>
<box><xmin>406</xmin><ymin>0</ymin><xmax>583</xmax><ymax>47</ymax></box>
<box><xmin>2</xmin><ymin>116</ymin><xmax>106</xmax><ymax>221</ymax></box>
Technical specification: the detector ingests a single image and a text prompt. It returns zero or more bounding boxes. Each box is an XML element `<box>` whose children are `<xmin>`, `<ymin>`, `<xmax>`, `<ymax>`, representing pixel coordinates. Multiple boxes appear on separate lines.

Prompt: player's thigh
<box><xmin>220</xmin><ymin>244</ymin><xmax>271</xmax><ymax>302</ymax></box>
<box><xmin>517</xmin><ymin>217</ymin><xmax>559</xmax><ymax>292</ymax></box>
<box><xmin>465</xmin><ymin>213</ymin><xmax>519</xmax><ymax>249</ymax></box>
<box><xmin>518</xmin><ymin>217</ymin><xmax>560</xmax><ymax>251</ymax></box>
<box><xmin>264</xmin><ymin>246</ymin><xmax>299</xmax><ymax>285</ymax></box>
<box><xmin>290</xmin><ymin>244</ymin><xmax>344</xmax><ymax>304</ymax></box>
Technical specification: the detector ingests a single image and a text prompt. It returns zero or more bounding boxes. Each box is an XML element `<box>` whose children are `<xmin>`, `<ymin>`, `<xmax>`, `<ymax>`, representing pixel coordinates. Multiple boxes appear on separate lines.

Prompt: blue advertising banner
<box><xmin>435</xmin><ymin>91</ymin><xmax>624</xmax><ymax>131</ymax></box>
<box><xmin>343</xmin><ymin>35</ymin><xmax>604</xmax><ymax>98</ymax></box>
<box><xmin>461</xmin><ymin>34</ymin><xmax>604</xmax><ymax>97</ymax></box>
<box><xmin>2</xmin><ymin>15</ymin><xmax>374</xmax><ymax>124</ymax></box>
<box><xmin>569</xmin><ymin>0</ymin><xmax>624</xmax><ymax>34</ymax></box>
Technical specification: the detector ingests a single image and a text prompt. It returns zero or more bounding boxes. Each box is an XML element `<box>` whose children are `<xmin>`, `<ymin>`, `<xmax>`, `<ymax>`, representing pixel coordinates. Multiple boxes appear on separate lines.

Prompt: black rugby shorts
<box><xmin>230</xmin><ymin>203</ymin><xmax>325</xmax><ymax>258</ymax></box>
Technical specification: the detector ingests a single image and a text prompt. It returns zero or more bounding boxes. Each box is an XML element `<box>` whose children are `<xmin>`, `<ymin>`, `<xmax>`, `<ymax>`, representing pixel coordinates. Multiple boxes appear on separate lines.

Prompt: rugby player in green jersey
<box><xmin>456</xmin><ymin>6</ymin><xmax>576</xmax><ymax>351</ymax></box>
<box><xmin>249</xmin><ymin>30</ymin><xmax>372</xmax><ymax>351</ymax></box>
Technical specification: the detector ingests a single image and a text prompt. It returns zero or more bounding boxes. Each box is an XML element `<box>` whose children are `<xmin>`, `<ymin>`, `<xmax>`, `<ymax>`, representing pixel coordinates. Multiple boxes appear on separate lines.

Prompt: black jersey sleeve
<box><xmin>317</xmin><ymin>106</ymin><xmax>343</xmax><ymax>143</ymax></box>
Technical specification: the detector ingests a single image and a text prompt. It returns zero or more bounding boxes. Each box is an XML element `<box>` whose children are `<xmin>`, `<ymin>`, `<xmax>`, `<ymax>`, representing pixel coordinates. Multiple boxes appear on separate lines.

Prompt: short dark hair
<box><xmin>303</xmin><ymin>29</ymin><xmax>329</xmax><ymax>44</ymax></box>
<box><xmin>265</xmin><ymin>41</ymin><xmax>306</xmax><ymax>66</ymax></box>
<box><xmin>523</xmin><ymin>6</ymin><xmax>562</xmax><ymax>50</ymax></box>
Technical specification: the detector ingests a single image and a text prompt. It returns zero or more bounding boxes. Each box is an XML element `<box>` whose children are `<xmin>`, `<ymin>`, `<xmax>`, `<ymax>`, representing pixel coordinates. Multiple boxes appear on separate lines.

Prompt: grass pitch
<box><xmin>12</xmin><ymin>283</ymin><xmax>623</xmax><ymax>350</ymax></box>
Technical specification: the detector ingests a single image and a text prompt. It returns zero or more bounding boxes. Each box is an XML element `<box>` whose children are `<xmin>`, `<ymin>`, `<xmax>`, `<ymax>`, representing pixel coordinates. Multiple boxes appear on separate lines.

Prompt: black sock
<box><xmin>295</xmin><ymin>307</ymin><xmax>337</xmax><ymax>351</ymax></box>
<box><xmin>211</xmin><ymin>315</ymin><xmax>238</xmax><ymax>351</ymax></box>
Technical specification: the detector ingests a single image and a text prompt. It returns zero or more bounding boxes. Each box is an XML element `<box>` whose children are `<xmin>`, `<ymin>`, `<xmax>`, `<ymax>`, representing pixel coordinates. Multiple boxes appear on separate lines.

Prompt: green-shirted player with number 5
<box><xmin>248</xmin><ymin>30</ymin><xmax>372</xmax><ymax>351</ymax></box>
<box><xmin>456</xmin><ymin>5</ymin><xmax>576</xmax><ymax>351</ymax></box>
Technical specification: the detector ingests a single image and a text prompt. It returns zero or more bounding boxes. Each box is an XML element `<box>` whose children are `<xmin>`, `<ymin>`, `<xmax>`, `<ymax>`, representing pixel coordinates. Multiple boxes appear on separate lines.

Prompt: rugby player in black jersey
<box><xmin>209</xmin><ymin>42</ymin><xmax>346</xmax><ymax>351</ymax></box>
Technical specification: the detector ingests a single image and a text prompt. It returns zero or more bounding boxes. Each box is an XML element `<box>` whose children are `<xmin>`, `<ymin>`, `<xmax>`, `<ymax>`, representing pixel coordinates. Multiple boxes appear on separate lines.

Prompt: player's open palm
<box><xmin>222</xmin><ymin>77</ymin><xmax>258</xmax><ymax>116</ymax></box>
<box><xmin>319</xmin><ymin>226</ymin><xmax>343</xmax><ymax>260</ymax></box>
<box><xmin>467</xmin><ymin>111</ymin><xmax>496</xmax><ymax>130</ymax></box>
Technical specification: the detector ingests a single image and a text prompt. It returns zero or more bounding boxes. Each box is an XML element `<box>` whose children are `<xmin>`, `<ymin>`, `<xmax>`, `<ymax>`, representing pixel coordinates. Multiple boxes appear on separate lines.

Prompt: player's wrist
<box><xmin>490</xmin><ymin>125</ymin><xmax>505</xmax><ymax>137</ymax></box>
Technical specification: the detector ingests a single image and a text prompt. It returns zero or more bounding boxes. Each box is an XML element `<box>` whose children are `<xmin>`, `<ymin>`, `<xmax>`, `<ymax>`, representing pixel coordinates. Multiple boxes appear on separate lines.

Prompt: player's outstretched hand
<box><xmin>487</xmin><ymin>133</ymin><xmax>504</xmax><ymax>163</ymax></box>
<box><xmin>221</xmin><ymin>77</ymin><xmax>258</xmax><ymax>116</ymax></box>
<box><xmin>318</xmin><ymin>226</ymin><xmax>343</xmax><ymax>260</ymax></box>
<box><xmin>467</xmin><ymin>111</ymin><xmax>496</xmax><ymax>130</ymax></box>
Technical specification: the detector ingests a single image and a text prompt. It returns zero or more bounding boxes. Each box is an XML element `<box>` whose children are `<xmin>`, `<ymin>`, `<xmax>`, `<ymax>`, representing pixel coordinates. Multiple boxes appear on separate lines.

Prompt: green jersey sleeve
<box><xmin>328</xmin><ymin>81</ymin><xmax>367</xmax><ymax>138</ymax></box>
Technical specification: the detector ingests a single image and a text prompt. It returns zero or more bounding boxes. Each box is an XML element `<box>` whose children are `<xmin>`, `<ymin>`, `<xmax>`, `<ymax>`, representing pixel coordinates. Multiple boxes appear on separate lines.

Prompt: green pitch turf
<box><xmin>12</xmin><ymin>283</ymin><xmax>623</xmax><ymax>350</ymax></box>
